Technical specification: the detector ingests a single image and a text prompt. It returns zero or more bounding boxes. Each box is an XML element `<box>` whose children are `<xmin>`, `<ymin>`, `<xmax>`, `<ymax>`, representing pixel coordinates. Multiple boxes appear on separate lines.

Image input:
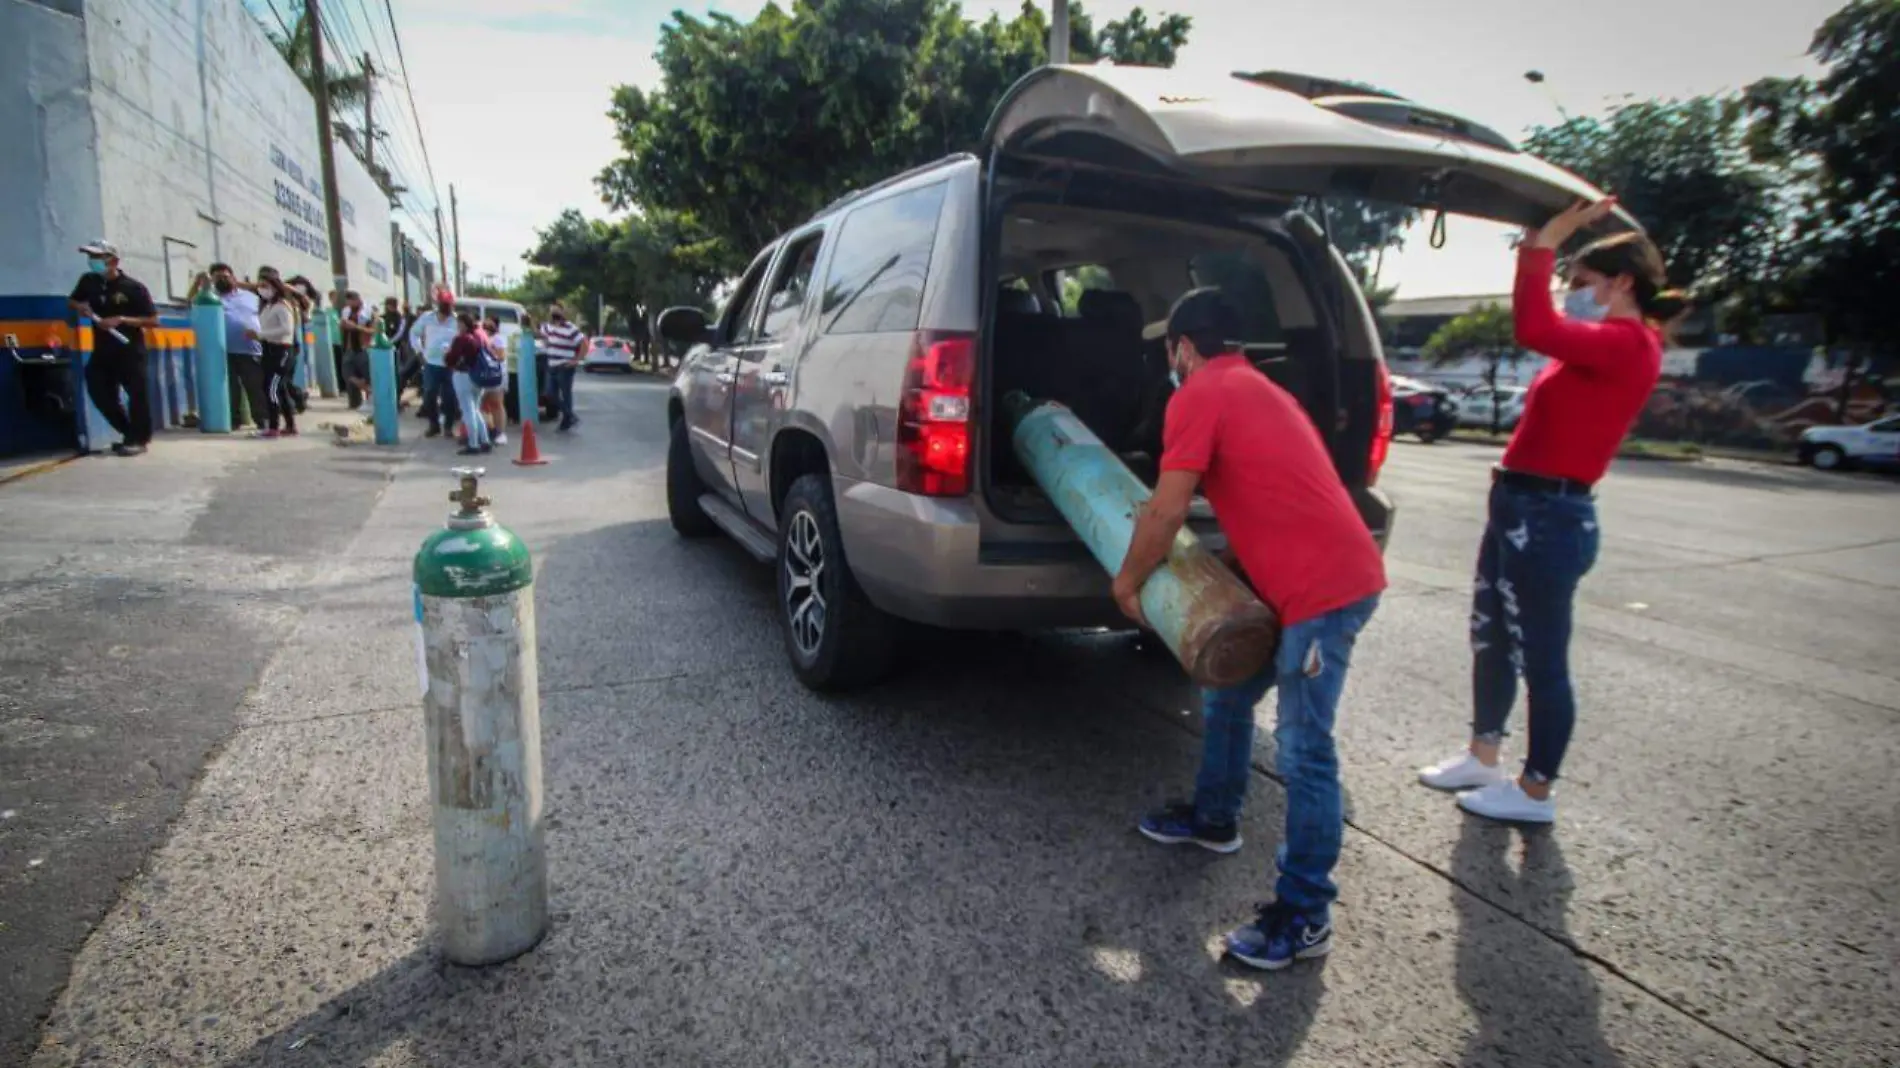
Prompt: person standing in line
<box><xmin>480</xmin><ymin>316</ymin><xmax>508</xmax><ymax>446</ymax></box>
<box><xmin>190</xmin><ymin>263</ymin><xmax>267</xmax><ymax>432</ymax></box>
<box><xmin>443</xmin><ymin>312</ymin><xmax>493</xmax><ymax>456</ymax></box>
<box><xmin>378</xmin><ymin>296</ymin><xmax>410</xmax><ymax>409</ymax></box>
<box><xmin>1117</xmin><ymin>288</ymin><xmax>1385</xmax><ymax>972</ymax></box>
<box><xmin>67</xmin><ymin>240</ymin><xmax>161</xmax><ymax>457</ymax></box>
<box><xmin>1417</xmin><ymin>199</ymin><xmax>1679</xmax><ymax>824</ymax></box>
<box><xmin>402</xmin><ymin>288</ymin><xmax>461</xmax><ymax>438</ymax></box>
<box><xmin>338</xmin><ymin>291</ymin><xmax>375</xmax><ymax>409</ymax></box>
<box><xmin>538</xmin><ymin>303</ymin><xmax>586</xmax><ymax>431</ymax></box>
<box><xmin>628</xmin><ymin>304</ymin><xmax>651</xmax><ymax>367</ymax></box>
<box><xmin>254</xmin><ymin>279</ymin><xmax>299</xmax><ymax>437</ymax></box>
<box><xmin>285</xmin><ymin>275</ymin><xmax>320</xmax><ymax>412</ymax></box>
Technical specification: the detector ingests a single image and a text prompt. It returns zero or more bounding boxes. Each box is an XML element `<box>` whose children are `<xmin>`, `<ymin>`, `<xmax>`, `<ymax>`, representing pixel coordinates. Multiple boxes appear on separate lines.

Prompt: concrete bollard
<box><xmin>369</xmin><ymin>326</ymin><xmax>400</xmax><ymax>445</ymax></box>
<box><xmin>312</xmin><ymin>308</ymin><xmax>340</xmax><ymax>398</ymax></box>
<box><xmin>1003</xmin><ymin>390</ymin><xmax>1279</xmax><ymax>688</ymax></box>
<box><xmin>413</xmin><ymin>468</ymin><xmax>547</xmax><ymax>965</ymax></box>
<box><xmin>188</xmin><ymin>289</ymin><xmax>232</xmax><ymax>433</ymax></box>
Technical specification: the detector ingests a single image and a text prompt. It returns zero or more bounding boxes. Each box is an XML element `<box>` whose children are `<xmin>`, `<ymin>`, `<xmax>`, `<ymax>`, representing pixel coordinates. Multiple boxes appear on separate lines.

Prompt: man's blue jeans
<box><xmin>420</xmin><ymin>363</ymin><xmax>457</xmax><ymax>431</ymax></box>
<box><xmin>548</xmin><ymin>365</ymin><xmax>578</xmax><ymax>425</ymax></box>
<box><xmin>1193</xmin><ymin>594</ymin><xmax>1379</xmax><ymax>922</ymax></box>
<box><xmin>1470</xmin><ymin>481</ymin><xmax>1600</xmax><ymax>782</ymax></box>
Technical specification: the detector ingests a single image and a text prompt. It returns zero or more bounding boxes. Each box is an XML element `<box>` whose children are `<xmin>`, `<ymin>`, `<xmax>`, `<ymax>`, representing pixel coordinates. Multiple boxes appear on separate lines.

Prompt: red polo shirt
<box><xmin>1503</xmin><ymin>247</ymin><xmax>1664</xmax><ymax>485</ymax></box>
<box><xmin>1160</xmin><ymin>354</ymin><xmax>1386</xmax><ymax>626</ymax></box>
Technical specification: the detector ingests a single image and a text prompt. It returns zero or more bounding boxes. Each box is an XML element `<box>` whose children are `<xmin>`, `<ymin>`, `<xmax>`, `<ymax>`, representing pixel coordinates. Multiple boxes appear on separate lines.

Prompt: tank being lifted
<box><xmin>1002</xmin><ymin>391</ymin><xmax>1280</xmax><ymax>688</ymax></box>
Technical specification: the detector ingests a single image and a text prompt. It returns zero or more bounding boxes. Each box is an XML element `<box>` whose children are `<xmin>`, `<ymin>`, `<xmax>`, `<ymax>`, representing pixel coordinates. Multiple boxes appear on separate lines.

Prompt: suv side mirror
<box><xmin>657</xmin><ymin>306</ymin><xmax>711</xmax><ymax>345</ymax></box>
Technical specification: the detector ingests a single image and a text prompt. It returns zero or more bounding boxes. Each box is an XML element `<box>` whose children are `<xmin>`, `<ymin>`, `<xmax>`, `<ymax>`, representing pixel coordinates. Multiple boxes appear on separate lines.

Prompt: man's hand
<box><xmin>1112</xmin><ymin>572</ymin><xmax>1147</xmax><ymax>627</ymax></box>
<box><xmin>96</xmin><ymin>316</ymin><xmax>122</xmax><ymax>329</ymax></box>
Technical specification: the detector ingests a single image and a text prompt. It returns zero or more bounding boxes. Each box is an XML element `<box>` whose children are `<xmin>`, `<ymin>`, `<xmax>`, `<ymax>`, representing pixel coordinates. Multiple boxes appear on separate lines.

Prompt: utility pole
<box><xmin>305</xmin><ymin>0</ymin><xmax>350</xmax><ymax>295</ymax></box>
<box><xmin>450</xmin><ymin>184</ymin><xmax>464</xmax><ymax>293</ymax></box>
<box><xmin>362</xmin><ymin>53</ymin><xmax>375</xmax><ymax>174</ymax></box>
<box><xmin>434</xmin><ymin>205</ymin><xmax>448</xmax><ymax>292</ymax></box>
<box><xmin>1049</xmin><ymin>0</ymin><xmax>1070</xmax><ymax>64</ymax></box>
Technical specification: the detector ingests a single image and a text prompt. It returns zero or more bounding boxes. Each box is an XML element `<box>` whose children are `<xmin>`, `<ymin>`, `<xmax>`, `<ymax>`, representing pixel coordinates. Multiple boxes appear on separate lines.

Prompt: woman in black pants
<box><xmin>255</xmin><ymin>280</ymin><xmax>300</xmax><ymax>436</ymax></box>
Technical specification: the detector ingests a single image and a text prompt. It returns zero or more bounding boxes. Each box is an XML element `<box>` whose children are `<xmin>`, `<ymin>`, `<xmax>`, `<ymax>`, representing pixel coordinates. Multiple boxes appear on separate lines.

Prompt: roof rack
<box><xmin>1233</xmin><ymin>70</ymin><xmax>1407</xmax><ymax>102</ymax></box>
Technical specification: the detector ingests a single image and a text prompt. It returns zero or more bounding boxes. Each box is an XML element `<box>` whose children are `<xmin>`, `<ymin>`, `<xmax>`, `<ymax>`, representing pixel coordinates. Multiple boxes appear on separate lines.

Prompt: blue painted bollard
<box><xmin>189</xmin><ymin>289</ymin><xmax>232</xmax><ymax>433</ymax></box>
<box><xmin>369</xmin><ymin>326</ymin><xmax>399</xmax><ymax>445</ymax></box>
<box><xmin>1003</xmin><ymin>391</ymin><xmax>1278</xmax><ymax>688</ymax></box>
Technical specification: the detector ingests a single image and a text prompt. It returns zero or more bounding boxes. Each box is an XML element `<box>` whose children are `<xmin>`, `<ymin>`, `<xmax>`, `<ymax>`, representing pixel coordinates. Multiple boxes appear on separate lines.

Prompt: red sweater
<box><xmin>1502</xmin><ymin>247</ymin><xmax>1663</xmax><ymax>485</ymax></box>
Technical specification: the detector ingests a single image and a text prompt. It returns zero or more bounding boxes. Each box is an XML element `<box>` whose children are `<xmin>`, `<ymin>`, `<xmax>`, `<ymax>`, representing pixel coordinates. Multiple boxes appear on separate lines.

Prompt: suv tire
<box><xmin>667</xmin><ymin>418</ymin><xmax>717</xmax><ymax>538</ymax></box>
<box><xmin>777</xmin><ymin>473</ymin><xmax>898</xmax><ymax>691</ymax></box>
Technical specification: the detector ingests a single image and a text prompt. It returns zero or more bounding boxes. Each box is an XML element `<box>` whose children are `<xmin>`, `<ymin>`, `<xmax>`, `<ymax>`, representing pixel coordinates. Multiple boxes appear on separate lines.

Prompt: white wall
<box><xmin>82</xmin><ymin>0</ymin><xmax>397</xmax><ymax>304</ymax></box>
<box><xmin>0</xmin><ymin>0</ymin><xmax>105</xmax><ymax>298</ymax></box>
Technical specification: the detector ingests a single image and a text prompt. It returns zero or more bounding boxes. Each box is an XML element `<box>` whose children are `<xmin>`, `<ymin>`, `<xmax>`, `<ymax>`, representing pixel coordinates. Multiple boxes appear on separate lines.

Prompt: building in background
<box><xmin>1</xmin><ymin>0</ymin><xmax>436</xmax><ymax>456</ymax></box>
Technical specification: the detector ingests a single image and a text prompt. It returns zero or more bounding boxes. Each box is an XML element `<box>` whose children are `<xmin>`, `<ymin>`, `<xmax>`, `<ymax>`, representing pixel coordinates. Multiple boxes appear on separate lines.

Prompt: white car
<box><xmin>1799</xmin><ymin>415</ymin><xmax>1900</xmax><ymax>471</ymax></box>
<box><xmin>581</xmin><ymin>336</ymin><xmax>634</xmax><ymax>373</ymax></box>
<box><xmin>1455</xmin><ymin>386</ymin><xmax>1528</xmax><ymax>431</ymax></box>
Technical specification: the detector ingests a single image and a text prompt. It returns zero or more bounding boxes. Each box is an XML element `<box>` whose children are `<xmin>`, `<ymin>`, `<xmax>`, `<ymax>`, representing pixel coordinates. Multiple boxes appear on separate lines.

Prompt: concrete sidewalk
<box><xmin>10</xmin><ymin>378</ymin><xmax>1807</xmax><ymax>1067</ymax></box>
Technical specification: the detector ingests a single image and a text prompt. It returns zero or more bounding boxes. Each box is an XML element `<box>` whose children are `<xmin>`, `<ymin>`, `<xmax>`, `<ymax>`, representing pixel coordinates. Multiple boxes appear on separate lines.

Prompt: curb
<box><xmin>0</xmin><ymin>451</ymin><xmax>83</xmax><ymax>488</ymax></box>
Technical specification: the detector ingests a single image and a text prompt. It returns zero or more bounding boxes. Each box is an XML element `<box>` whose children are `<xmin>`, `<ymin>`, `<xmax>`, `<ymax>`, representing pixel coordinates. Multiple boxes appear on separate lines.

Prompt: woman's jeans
<box><xmin>1193</xmin><ymin>594</ymin><xmax>1380</xmax><ymax>923</ymax></box>
<box><xmin>1470</xmin><ymin>480</ymin><xmax>1601</xmax><ymax>783</ymax></box>
<box><xmin>453</xmin><ymin>372</ymin><xmax>491</xmax><ymax>448</ymax></box>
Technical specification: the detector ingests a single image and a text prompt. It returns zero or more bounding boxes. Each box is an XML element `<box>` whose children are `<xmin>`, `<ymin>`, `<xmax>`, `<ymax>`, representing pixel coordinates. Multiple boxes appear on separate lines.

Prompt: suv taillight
<box><xmin>1369</xmin><ymin>362</ymin><xmax>1394</xmax><ymax>486</ymax></box>
<box><xmin>896</xmin><ymin>331</ymin><xmax>976</xmax><ymax>497</ymax></box>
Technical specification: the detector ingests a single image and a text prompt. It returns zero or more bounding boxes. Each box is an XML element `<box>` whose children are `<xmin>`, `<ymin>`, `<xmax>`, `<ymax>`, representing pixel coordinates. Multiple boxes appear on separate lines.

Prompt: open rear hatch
<box><xmin>982</xmin><ymin>64</ymin><xmax>1640</xmax><ymax>234</ymax></box>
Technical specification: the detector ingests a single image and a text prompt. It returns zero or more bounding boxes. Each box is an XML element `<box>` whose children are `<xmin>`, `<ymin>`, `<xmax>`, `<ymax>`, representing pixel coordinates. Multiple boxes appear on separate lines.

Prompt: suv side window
<box><xmin>820</xmin><ymin>181</ymin><xmax>948</xmax><ymax>336</ymax></box>
<box><xmin>758</xmin><ymin>233</ymin><xmax>824</xmax><ymax>343</ymax></box>
<box><xmin>720</xmin><ymin>251</ymin><xmax>775</xmax><ymax>346</ymax></box>
<box><xmin>1047</xmin><ymin>264</ymin><xmax>1115</xmax><ymax>317</ymax></box>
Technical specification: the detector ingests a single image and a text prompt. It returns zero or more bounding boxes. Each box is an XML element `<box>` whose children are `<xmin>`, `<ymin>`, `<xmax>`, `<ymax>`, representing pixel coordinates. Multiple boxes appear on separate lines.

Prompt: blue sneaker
<box><xmin>1137</xmin><ymin>802</ymin><xmax>1241</xmax><ymax>854</ymax></box>
<box><xmin>1224</xmin><ymin>903</ymin><xmax>1332</xmax><ymax>971</ymax></box>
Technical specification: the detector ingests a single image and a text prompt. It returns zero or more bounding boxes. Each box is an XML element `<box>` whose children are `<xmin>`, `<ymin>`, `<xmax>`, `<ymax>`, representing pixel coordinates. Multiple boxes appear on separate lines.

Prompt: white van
<box><xmin>455</xmin><ymin>297</ymin><xmax>527</xmax><ymax>351</ymax></box>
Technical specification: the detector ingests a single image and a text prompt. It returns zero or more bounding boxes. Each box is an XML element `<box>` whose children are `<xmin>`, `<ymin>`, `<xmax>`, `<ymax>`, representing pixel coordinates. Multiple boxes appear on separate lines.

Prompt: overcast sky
<box><xmin>388</xmin><ymin>0</ymin><xmax>1839</xmax><ymax>298</ymax></box>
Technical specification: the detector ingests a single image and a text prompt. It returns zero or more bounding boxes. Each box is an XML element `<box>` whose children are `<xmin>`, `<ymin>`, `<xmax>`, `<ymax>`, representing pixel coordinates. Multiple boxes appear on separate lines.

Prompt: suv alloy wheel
<box><xmin>776</xmin><ymin>474</ymin><xmax>898</xmax><ymax>690</ymax></box>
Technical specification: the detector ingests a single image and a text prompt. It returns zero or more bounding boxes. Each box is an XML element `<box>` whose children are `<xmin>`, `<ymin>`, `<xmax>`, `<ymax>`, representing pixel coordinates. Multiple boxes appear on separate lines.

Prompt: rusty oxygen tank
<box><xmin>1002</xmin><ymin>391</ymin><xmax>1280</xmax><ymax>688</ymax></box>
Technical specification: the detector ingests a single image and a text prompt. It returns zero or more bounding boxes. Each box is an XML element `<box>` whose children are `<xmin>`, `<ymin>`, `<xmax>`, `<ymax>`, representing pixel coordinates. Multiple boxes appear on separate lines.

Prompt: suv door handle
<box><xmin>759</xmin><ymin>371</ymin><xmax>789</xmax><ymax>387</ymax></box>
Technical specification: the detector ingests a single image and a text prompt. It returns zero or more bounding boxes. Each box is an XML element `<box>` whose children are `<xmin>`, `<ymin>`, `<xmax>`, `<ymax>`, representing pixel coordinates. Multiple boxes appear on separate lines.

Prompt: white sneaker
<box><xmin>494</xmin><ymin>432</ymin><xmax>508</xmax><ymax>445</ymax></box>
<box><xmin>1457</xmin><ymin>780</ymin><xmax>1556</xmax><ymax>824</ymax></box>
<box><xmin>1417</xmin><ymin>751</ymin><xmax>1509</xmax><ymax>791</ymax></box>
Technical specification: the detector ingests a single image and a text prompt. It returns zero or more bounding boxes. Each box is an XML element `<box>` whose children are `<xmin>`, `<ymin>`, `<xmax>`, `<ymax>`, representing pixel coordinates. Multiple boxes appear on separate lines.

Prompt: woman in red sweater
<box><xmin>1419</xmin><ymin>198</ymin><xmax>1686</xmax><ymax>824</ymax></box>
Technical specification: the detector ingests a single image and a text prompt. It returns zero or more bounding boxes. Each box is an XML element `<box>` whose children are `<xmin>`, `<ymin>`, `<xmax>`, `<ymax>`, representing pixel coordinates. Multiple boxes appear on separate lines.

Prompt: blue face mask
<box><xmin>1563</xmin><ymin>286</ymin><xmax>1609</xmax><ymax>322</ymax></box>
<box><xmin>87</xmin><ymin>258</ymin><xmax>109</xmax><ymax>276</ymax></box>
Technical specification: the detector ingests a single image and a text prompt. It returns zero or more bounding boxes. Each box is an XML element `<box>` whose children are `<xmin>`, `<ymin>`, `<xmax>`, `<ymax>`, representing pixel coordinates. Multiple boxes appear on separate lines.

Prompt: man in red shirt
<box><xmin>1113</xmin><ymin>288</ymin><xmax>1385</xmax><ymax>971</ymax></box>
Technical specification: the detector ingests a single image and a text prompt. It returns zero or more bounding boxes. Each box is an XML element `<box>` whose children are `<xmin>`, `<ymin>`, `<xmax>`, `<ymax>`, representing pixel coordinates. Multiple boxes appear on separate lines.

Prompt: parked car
<box><xmin>659</xmin><ymin>64</ymin><xmax>1631</xmax><ymax>690</ymax></box>
<box><xmin>1389</xmin><ymin>375</ymin><xmax>1458</xmax><ymax>442</ymax></box>
<box><xmin>582</xmin><ymin>337</ymin><xmax>634</xmax><ymax>373</ymax></box>
<box><xmin>1456</xmin><ymin>385</ymin><xmax>1529</xmax><ymax>432</ymax></box>
<box><xmin>1799</xmin><ymin>415</ymin><xmax>1900</xmax><ymax>471</ymax></box>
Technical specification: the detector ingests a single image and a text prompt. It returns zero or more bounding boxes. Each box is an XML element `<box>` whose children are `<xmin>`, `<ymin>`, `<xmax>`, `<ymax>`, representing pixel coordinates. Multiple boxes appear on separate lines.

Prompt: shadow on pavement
<box><xmin>1452</xmin><ymin>819</ymin><xmax>1623</xmax><ymax>1068</ymax></box>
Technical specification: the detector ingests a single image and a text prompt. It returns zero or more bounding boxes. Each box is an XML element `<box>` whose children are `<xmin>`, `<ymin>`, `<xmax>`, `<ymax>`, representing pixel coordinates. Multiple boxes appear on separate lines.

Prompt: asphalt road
<box><xmin>14</xmin><ymin>374</ymin><xmax>1900</xmax><ymax>1066</ymax></box>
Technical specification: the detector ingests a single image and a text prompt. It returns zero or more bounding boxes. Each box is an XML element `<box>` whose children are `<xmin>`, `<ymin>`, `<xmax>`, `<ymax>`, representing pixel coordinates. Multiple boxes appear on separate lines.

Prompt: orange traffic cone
<box><xmin>513</xmin><ymin>420</ymin><xmax>549</xmax><ymax>466</ymax></box>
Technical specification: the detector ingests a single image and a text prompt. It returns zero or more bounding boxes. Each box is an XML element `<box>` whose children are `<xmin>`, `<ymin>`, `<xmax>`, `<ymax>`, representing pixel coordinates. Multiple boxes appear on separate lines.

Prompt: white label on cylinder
<box><xmin>413</xmin><ymin>582</ymin><xmax>429</xmax><ymax>696</ymax></box>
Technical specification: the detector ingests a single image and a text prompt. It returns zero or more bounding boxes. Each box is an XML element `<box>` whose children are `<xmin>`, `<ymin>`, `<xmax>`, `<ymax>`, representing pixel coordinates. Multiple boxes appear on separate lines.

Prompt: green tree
<box><xmin>1525</xmin><ymin>96</ymin><xmax>1779</xmax><ymax>302</ymax></box>
<box><xmin>1742</xmin><ymin>0</ymin><xmax>1900</xmax><ymax>347</ymax></box>
<box><xmin>595</xmin><ymin>0</ymin><xmax>1193</xmax><ymax>272</ymax></box>
<box><xmin>252</xmin><ymin>10</ymin><xmax>403</xmax><ymax>202</ymax></box>
<box><xmin>525</xmin><ymin>209</ymin><xmax>724</xmax><ymax>331</ymax></box>
<box><xmin>1422</xmin><ymin>303</ymin><xmax>1517</xmax><ymax>433</ymax></box>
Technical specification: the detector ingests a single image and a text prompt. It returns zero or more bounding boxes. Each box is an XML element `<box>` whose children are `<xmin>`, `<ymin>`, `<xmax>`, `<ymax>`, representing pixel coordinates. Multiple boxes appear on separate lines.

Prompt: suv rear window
<box><xmin>820</xmin><ymin>181</ymin><xmax>948</xmax><ymax>336</ymax></box>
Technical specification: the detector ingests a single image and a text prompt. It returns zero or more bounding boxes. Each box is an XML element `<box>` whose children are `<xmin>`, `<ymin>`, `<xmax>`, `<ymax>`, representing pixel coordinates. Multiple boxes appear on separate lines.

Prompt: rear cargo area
<box><xmin>981</xmin><ymin>202</ymin><xmax>1329</xmax><ymax>526</ymax></box>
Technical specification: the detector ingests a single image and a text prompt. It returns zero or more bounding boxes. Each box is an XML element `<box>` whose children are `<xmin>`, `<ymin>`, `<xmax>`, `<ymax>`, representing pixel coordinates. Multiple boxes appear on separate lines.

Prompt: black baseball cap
<box><xmin>1164</xmin><ymin>287</ymin><xmax>1242</xmax><ymax>351</ymax></box>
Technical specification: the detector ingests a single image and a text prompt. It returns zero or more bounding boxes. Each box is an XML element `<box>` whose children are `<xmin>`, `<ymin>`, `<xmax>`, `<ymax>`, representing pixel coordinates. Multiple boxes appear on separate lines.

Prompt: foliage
<box><xmin>1421</xmin><ymin>303</ymin><xmax>1514</xmax><ymax>367</ymax></box>
<box><xmin>1320</xmin><ymin>199</ymin><xmax>1419</xmax><ymax>283</ymax></box>
<box><xmin>254</xmin><ymin>9</ymin><xmax>400</xmax><ymax>202</ymax></box>
<box><xmin>525</xmin><ymin>209</ymin><xmax>725</xmax><ymax>331</ymax></box>
<box><xmin>1741</xmin><ymin>0</ymin><xmax>1900</xmax><ymax>345</ymax></box>
<box><xmin>1524</xmin><ymin>96</ymin><xmax>1779</xmax><ymax>298</ymax></box>
<box><xmin>595</xmin><ymin>0</ymin><xmax>1192</xmax><ymax>274</ymax></box>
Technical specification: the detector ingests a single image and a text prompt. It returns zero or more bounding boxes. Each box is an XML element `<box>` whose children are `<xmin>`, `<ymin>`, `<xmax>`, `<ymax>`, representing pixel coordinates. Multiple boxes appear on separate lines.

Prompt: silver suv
<box><xmin>660</xmin><ymin>65</ymin><xmax>1625</xmax><ymax>690</ymax></box>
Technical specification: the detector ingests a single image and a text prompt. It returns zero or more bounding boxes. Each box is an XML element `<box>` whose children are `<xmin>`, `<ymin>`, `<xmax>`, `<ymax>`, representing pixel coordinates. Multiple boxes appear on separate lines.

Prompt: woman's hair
<box><xmin>455</xmin><ymin>312</ymin><xmax>478</xmax><ymax>332</ymax></box>
<box><xmin>1573</xmin><ymin>232</ymin><xmax>1691</xmax><ymax>322</ymax></box>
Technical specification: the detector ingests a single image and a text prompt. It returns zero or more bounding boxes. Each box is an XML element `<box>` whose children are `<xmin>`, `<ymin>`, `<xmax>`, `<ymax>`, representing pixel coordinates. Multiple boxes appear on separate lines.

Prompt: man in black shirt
<box><xmin>67</xmin><ymin>240</ymin><xmax>160</xmax><ymax>456</ymax></box>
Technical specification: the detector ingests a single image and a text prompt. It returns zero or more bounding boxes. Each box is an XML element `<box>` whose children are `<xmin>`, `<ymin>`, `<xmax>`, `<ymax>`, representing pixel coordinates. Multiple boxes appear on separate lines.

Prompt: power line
<box><xmin>378</xmin><ymin>0</ymin><xmax>443</xmax><ymax>245</ymax></box>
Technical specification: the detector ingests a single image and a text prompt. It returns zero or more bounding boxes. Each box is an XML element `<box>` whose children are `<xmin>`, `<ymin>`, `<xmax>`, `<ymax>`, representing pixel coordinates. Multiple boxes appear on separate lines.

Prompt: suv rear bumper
<box><xmin>834</xmin><ymin>478</ymin><xmax>1398</xmax><ymax>631</ymax></box>
<box><xmin>834</xmin><ymin>478</ymin><xmax>1123</xmax><ymax>630</ymax></box>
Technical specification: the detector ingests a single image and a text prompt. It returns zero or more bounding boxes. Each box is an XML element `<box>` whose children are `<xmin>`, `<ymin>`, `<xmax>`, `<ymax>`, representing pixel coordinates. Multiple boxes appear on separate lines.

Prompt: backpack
<box><xmin>471</xmin><ymin>338</ymin><xmax>506</xmax><ymax>389</ymax></box>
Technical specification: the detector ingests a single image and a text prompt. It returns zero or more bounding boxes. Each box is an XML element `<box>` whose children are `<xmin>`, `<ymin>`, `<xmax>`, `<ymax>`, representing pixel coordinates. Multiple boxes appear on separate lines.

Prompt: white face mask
<box><xmin>1563</xmin><ymin>286</ymin><xmax>1610</xmax><ymax>322</ymax></box>
<box><xmin>1167</xmin><ymin>341</ymin><xmax>1184</xmax><ymax>389</ymax></box>
<box><xmin>258</xmin><ymin>286</ymin><xmax>275</xmax><ymax>300</ymax></box>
